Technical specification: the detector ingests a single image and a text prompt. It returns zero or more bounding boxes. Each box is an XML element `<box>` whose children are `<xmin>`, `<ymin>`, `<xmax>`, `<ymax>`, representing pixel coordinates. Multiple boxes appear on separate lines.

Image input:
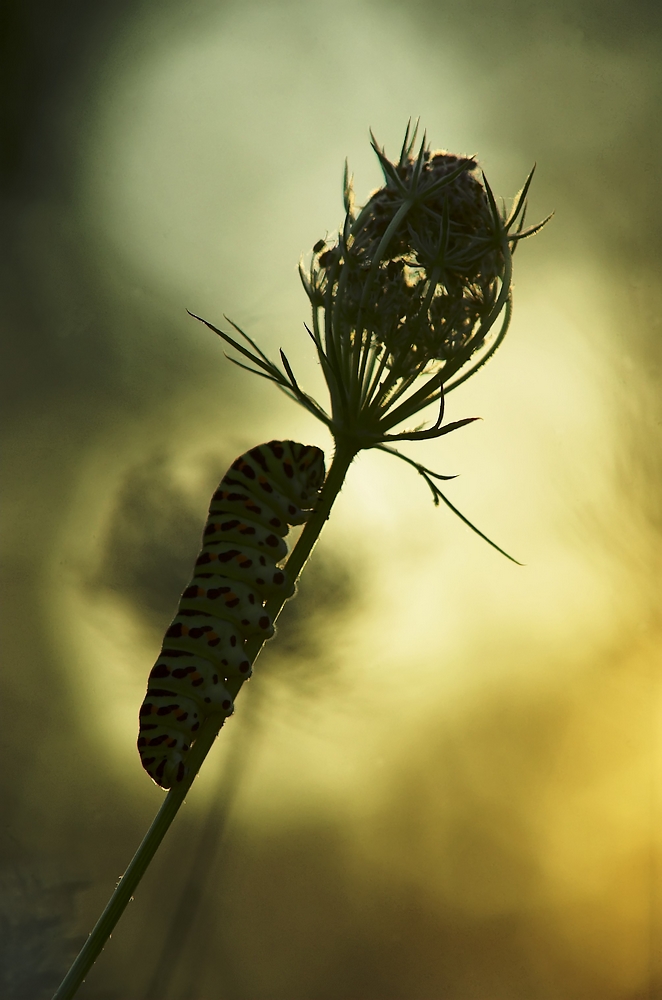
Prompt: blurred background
<box><xmin>2</xmin><ymin>0</ymin><xmax>661</xmax><ymax>997</ymax></box>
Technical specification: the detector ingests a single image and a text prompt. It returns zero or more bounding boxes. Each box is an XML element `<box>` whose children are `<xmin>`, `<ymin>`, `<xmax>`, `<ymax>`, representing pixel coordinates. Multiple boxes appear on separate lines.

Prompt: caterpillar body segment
<box><xmin>207</xmin><ymin>487</ymin><xmax>288</xmax><ymax>533</ymax></box>
<box><xmin>201</xmin><ymin>515</ymin><xmax>289</xmax><ymax>560</ymax></box>
<box><xmin>138</xmin><ymin>440</ymin><xmax>326</xmax><ymax>788</ymax></box>
<box><xmin>148</xmin><ymin>650</ymin><xmax>234</xmax><ymax>709</ymax></box>
<box><xmin>179</xmin><ymin>576</ymin><xmax>275</xmax><ymax>638</ymax></box>
<box><xmin>194</xmin><ymin>544</ymin><xmax>295</xmax><ymax>598</ymax></box>
<box><xmin>163</xmin><ymin>612</ymin><xmax>251</xmax><ymax>676</ymax></box>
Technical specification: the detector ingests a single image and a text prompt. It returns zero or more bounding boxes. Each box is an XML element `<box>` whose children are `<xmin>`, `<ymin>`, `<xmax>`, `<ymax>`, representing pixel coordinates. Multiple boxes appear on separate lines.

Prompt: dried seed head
<box><xmin>309</xmin><ymin>142</ymin><xmax>507</xmax><ymax>383</ymax></box>
<box><xmin>359</xmin><ymin>151</ymin><xmax>493</xmax><ymax>276</ymax></box>
<box><xmin>192</xmin><ymin>124</ymin><xmax>549</xmax><ymax>558</ymax></box>
<box><xmin>196</xmin><ymin>123</ymin><xmax>549</xmax><ymax>451</ymax></box>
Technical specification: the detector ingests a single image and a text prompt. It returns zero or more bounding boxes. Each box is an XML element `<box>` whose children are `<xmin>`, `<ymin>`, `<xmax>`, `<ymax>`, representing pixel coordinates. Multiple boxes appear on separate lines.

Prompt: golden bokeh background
<box><xmin>2</xmin><ymin>0</ymin><xmax>661</xmax><ymax>997</ymax></box>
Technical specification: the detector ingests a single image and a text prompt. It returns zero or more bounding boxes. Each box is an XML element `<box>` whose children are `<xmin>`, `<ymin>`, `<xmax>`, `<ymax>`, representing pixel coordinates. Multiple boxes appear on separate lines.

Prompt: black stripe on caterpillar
<box><xmin>137</xmin><ymin>440</ymin><xmax>326</xmax><ymax>788</ymax></box>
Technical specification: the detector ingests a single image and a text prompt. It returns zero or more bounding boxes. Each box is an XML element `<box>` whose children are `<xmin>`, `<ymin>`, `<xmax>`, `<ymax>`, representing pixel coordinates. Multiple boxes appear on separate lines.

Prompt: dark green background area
<box><xmin>2</xmin><ymin>2</ymin><xmax>661</xmax><ymax>998</ymax></box>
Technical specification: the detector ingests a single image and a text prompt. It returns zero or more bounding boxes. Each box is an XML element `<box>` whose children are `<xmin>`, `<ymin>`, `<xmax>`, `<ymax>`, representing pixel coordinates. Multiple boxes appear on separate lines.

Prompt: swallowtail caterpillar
<box><xmin>137</xmin><ymin>440</ymin><xmax>326</xmax><ymax>788</ymax></box>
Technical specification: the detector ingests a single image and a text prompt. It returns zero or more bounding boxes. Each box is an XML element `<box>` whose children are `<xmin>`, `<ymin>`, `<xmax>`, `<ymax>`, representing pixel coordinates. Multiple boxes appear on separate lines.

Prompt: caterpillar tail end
<box><xmin>138</xmin><ymin>747</ymin><xmax>188</xmax><ymax>790</ymax></box>
<box><xmin>153</xmin><ymin>754</ymin><xmax>188</xmax><ymax>790</ymax></box>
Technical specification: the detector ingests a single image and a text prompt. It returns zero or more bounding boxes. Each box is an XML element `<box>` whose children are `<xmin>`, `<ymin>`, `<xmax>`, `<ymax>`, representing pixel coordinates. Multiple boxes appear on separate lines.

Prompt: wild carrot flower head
<box><xmin>310</xmin><ymin>146</ymin><xmax>502</xmax><ymax>380</ymax></box>
<box><xmin>192</xmin><ymin>123</ymin><xmax>548</xmax><ymax>452</ymax></box>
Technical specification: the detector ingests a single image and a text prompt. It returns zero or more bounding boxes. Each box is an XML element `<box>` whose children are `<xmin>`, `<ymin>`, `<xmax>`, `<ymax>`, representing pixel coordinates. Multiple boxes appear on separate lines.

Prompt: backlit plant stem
<box><xmin>53</xmin><ymin>122</ymin><xmax>548</xmax><ymax>998</ymax></box>
<box><xmin>52</xmin><ymin>439</ymin><xmax>358</xmax><ymax>1000</ymax></box>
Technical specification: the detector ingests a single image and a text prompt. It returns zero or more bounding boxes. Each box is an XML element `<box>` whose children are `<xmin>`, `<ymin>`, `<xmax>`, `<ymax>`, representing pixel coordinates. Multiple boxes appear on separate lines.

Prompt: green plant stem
<box><xmin>52</xmin><ymin>437</ymin><xmax>357</xmax><ymax>1000</ymax></box>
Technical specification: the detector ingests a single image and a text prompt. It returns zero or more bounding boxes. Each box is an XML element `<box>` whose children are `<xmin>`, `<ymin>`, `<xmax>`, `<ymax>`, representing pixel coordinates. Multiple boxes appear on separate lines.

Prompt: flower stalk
<box><xmin>52</xmin><ymin>441</ymin><xmax>357</xmax><ymax>1000</ymax></box>
<box><xmin>53</xmin><ymin>122</ymin><xmax>547</xmax><ymax>999</ymax></box>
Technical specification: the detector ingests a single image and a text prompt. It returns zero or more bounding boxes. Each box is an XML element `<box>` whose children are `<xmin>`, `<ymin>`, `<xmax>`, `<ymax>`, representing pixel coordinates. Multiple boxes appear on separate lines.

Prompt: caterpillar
<box><xmin>137</xmin><ymin>440</ymin><xmax>326</xmax><ymax>788</ymax></box>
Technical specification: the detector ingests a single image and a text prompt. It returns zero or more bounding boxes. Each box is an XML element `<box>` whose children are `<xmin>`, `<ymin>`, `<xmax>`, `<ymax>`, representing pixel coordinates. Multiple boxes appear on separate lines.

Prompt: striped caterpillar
<box><xmin>137</xmin><ymin>440</ymin><xmax>326</xmax><ymax>788</ymax></box>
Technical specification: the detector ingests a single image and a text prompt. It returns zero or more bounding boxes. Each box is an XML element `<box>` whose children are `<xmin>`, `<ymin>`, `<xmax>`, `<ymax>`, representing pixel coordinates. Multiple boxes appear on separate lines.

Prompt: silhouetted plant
<box><xmin>53</xmin><ymin>122</ymin><xmax>548</xmax><ymax>1000</ymax></box>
